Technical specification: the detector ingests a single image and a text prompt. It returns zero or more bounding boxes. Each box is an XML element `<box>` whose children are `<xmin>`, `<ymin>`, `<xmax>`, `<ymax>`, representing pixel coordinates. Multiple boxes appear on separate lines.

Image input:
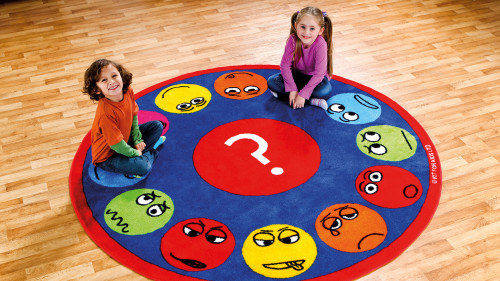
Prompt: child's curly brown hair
<box><xmin>83</xmin><ymin>59</ymin><xmax>133</xmax><ymax>101</ymax></box>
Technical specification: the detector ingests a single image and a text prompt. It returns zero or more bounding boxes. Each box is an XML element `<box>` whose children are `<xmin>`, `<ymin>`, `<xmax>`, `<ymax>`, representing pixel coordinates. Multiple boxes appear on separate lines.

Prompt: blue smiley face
<box><xmin>326</xmin><ymin>93</ymin><xmax>381</xmax><ymax>124</ymax></box>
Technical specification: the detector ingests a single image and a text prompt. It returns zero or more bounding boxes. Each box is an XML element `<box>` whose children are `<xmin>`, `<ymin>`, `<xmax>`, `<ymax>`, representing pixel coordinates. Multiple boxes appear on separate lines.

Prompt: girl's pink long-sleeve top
<box><xmin>280</xmin><ymin>35</ymin><xmax>330</xmax><ymax>99</ymax></box>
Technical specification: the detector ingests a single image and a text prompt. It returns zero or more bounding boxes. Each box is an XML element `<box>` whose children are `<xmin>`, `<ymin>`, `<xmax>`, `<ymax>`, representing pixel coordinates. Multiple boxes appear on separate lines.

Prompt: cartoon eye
<box><xmin>322</xmin><ymin>217</ymin><xmax>342</xmax><ymax>231</ymax></box>
<box><xmin>369</xmin><ymin>144</ymin><xmax>387</xmax><ymax>155</ymax></box>
<box><xmin>184</xmin><ymin>222</ymin><xmax>204</xmax><ymax>237</ymax></box>
<box><xmin>136</xmin><ymin>192</ymin><xmax>158</xmax><ymax>205</ymax></box>
<box><xmin>343</xmin><ymin>112</ymin><xmax>359</xmax><ymax>121</ymax></box>
<box><xmin>206</xmin><ymin>228</ymin><xmax>227</xmax><ymax>244</ymax></box>
<box><xmin>244</xmin><ymin>86</ymin><xmax>259</xmax><ymax>93</ymax></box>
<box><xmin>328</xmin><ymin>103</ymin><xmax>345</xmax><ymax>113</ymax></box>
<box><xmin>176</xmin><ymin>103</ymin><xmax>192</xmax><ymax>111</ymax></box>
<box><xmin>369</xmin><ymin>171</ymin><xmax>383</xmax><ymax>182</ymax></box>
<box><xmin>339</xmin><ymin>206</ymin><xmax>358</xmax><ymax>220</ymax></box>
<box><xmin>278</xmin><ymin>229</ymin><xmax>300</xmax><ymax>244</ymax></box>
<box><xmin>364</xmin><ymin>131</ymin><xmax>381</xmax><ymax>142</ymax></box>
<box><xmin>190</xmin><ymin>97</ymin><xmax>205</xmax><ymax>105</ymax></box>
<box><xmin>224</xmin><ymin>87</ymin><xmax>241</xmax><ymax>94</ymax></box>
<box><xmin>253</xmin><ymin>232</ymin><xmax>274</xmax><ymax>247</ymax></box>
<box><xmin>147</xmin><ymin>204</ymin><xmax>167</xmax><ymax>217</ymax></box>
<box><xmin>364</xmin><ymin>183</ymin><xmax>378</xmax><ymax>194</ymax></box>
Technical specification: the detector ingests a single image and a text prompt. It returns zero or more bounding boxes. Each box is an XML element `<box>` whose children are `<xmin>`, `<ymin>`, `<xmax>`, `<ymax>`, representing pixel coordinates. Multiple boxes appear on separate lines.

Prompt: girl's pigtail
<box><xmin>290</xmin><ymin>11</ymin><xmax>303</xmax><ymax>68</ymax></box>
<box><xmin>323</xmin><ymin>14</ymin><xmax>334</xmax><ymax>76</ymax></box>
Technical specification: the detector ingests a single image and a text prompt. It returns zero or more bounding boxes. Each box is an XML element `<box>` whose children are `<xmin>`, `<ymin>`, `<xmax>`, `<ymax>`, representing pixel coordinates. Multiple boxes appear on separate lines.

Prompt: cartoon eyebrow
<box><xmin>334</xmin><ymin>205</ymin><xmax>350</xmax><ymax>212</ymax></box>
<box><xmin>225</xmin><ymin>72</ymin><xmax>254</xmax><ymax>79</ymax></box>
<box><xmin>161</xmin><ymin>201</ymin><xmax>171</xmax><ymax>210</ymax></box>
<box><xmin>197</xmin><ymin>220</ymin><xmax>206</xmax><ymax>227</ymax></box>
<box><xmin>259</xmin><ymin>230</ymin><xmax>273</xmax><ymax>234</ymax></box>
<box><xmin>355</xmin><ymin>95</ymin><xmax>379</xmax><ymax>109</ymax></box>
<box><xmin>401</xmin><ymin>130</ymin><xmax>413</xmax><ymax>150</ymax></box>
<box><xmin>320</xmin><ymin>212</ymin><xmax>332</xmax><ymax>222</ymax></box>
<box><xmin>162</xmin><ymin>85</ymin><xmax>189</xmax><ymax>98</ymax></box>
<box><xmin>278</xmin><ymin>227</ymin><xmax>290</xmax><ymax>232</ymax></box>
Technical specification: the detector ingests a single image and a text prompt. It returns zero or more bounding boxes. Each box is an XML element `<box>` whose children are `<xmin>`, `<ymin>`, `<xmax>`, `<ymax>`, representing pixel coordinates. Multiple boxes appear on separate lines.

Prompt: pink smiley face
<box><xmin>355</xmin><ymin>165</ymin><xmax>422</xmax><ymax>208</ymax></box>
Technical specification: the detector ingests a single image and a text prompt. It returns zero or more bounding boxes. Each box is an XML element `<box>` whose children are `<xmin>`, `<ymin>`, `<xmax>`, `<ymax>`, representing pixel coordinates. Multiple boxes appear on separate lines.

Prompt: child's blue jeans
<box><xmin>267</xmin><ymin>70</ymin><xmax>332</xmax><ymax>101</ymax></box>
<box><xmin>96</xmin><ymin>121</ymin><xmax>163</xmax><ymax>176</ymax></box>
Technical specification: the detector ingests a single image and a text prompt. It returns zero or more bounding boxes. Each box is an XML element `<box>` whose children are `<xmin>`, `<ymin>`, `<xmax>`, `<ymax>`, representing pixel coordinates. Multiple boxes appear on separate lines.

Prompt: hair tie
<box><xmin>322</xmin><ymin>11</ymin><xmax>327</xmax><ymax>17</ymax></box>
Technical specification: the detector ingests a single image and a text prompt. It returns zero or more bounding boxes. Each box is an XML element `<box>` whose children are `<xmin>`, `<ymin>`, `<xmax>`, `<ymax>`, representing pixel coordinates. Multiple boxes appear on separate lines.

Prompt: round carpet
<box><xmin>70</xmin><ymin>65</ymin><xmax>441</xmax><ymax>281</ymax></box>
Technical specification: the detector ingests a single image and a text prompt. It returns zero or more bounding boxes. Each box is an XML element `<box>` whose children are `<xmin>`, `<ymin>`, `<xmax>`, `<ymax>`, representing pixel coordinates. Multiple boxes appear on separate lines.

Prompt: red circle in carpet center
<box><xmin>193</xmin><ymin>118</ymin><xmax>321</xmax><ymax>196</ymax></box>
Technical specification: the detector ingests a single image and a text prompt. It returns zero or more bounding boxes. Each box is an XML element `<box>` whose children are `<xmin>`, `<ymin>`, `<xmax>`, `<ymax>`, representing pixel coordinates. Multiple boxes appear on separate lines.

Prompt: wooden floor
<box><xmin>1</xmin><ymin>0</ymin><xmax>499</xmax><ymax>280</ymax></box>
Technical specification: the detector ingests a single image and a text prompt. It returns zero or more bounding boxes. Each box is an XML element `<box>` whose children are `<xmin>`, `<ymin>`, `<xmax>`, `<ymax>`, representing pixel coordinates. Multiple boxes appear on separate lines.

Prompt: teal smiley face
<box><xmin>357</xmin><ymin>125</ymin><xmax>417</xmax><ymax>161</ymax></box>
<box><xmin>104</xmin><ymin>189</ymin><xmax>174</xmax><ymax>235</ymax></box>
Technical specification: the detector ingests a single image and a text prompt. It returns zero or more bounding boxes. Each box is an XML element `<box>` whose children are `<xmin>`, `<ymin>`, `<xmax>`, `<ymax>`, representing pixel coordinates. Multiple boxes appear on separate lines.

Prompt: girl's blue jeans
<box><xmin>96</xmin><ymin>121</ymin><xmax>163</xmax><ymax>176</ymax></box>
<box><xmin>267</xmin><ymin>70</ymin><xmax>332</xmax><ymax>101</ymax></box>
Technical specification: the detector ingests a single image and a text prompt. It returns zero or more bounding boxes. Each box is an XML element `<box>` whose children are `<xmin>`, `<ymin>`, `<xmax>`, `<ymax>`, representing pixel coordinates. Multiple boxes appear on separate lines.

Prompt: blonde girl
<box><xmin>267</xmin><ymin>7</ymin><xmax>333</xmax><ymax>109</ymax></box>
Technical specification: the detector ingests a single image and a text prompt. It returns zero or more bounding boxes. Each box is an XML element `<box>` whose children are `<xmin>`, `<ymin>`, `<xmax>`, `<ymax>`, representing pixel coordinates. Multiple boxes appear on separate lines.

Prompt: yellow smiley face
<box><xmin>155</xmin><ymin>84</ymin><xmax>211</xmax><ymax>114</ymax></box>
<box><xmin>242</xmin><ymin>224</ymin><xmax>317</xmax><ymax>278</ymax></box>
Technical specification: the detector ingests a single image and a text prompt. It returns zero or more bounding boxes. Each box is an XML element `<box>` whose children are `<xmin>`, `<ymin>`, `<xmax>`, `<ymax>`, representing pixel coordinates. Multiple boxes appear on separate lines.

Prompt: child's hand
<box><xmin>137</xmin><ymin>150</ymin><xmax>143</xmax><ymax>156</ymax></box>
<box><xmin>289</xmin><ymin>91</ymin><xmax>298</xmax><ymax>107</ymax></box>
<box><xmin>293</xmin><ymin>95</ymin><xmax>306</xmax><ymax>109</ymax></box>
<box><xmin>135</xmin><ymin>142</ymin><xmax>146</xmax><ymax>152</ymax></box>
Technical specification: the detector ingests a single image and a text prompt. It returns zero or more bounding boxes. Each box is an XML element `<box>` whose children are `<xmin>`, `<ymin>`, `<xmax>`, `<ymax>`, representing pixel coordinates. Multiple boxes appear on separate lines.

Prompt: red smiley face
<box><xmin>160</xmin><ymin>218</ymin><xmax>235</xmax><ymax>271</ymax></box>
<box><xmin>355</xmin><ymin>165</ymin><xmax>422</xmax><ymax>208</ymax></box>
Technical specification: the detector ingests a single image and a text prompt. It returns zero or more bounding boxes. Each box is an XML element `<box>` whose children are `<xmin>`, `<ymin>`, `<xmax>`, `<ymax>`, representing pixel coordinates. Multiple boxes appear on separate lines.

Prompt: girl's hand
<box><xmin>293</xmin><ymin>95</ymin><xmax>306</xmax><ymax>109</ymax></box>
<box><xmin>137</xmin><ymin>150</ymin><xmax>143</xmax><ymax>156</ymax></box>
<box><xmin>135</xmin><ymin>142</ymin><xmax>146</xmax><ymax>152</ymax></box>
<box><xmin>289</xmin><ymin>91</ymin><xmax>298</xmax><ymax>107</ymax></box>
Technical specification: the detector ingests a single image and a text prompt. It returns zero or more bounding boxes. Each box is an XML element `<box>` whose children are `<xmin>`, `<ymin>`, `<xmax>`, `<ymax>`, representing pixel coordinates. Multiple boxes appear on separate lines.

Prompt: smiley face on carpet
<box><xmin>242</xmin><ymin>224</ymin><xmax>317</xmax><ymax>278</ymax></box>
<box><xmin>356</xmin><ymin>125</ymin><xmax>418</xmax><ymax>161</ymax></box>
<box><xmin>315</xmin><ymin>204</ymin><xmax>387</xmax><ymax>252</ymax></box>
<box><xmin>356</xmin><ymin>165</ymin><xmax>422</xmax><ymax>208</ymax></box>
<box><xmin>155</xmin><ymin>84</ymin><xmax>211</xmax><ymax>113</ymax></box>
<box><xmin>213</xmin><ymin>71</ymin><xmax>268</xmax><ymax>100</ymax></box>
<box><xmin>326</xmin><ymin>93</ymin><xmax>381</xmax><ymax>124</ymax></box>
<box><xmin>104</xmin><ymin>189</ymin><xmax>174</xmax><ymax>235</ymax></box>
<box><xmin>160</xmin><ymin>218</ymin><xmax>235</xmax><ymax>271</ymax></box>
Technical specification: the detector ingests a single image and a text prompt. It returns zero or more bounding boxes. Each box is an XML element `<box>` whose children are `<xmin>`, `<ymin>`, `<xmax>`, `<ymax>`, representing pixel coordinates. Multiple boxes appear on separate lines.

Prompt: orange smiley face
<box><xmin>214</xmin><ymin>71</ymin><xmax>268</xmax><ymax>100</ymax></box>
<box><xmin>315</xmin><ymin>203</ymin><xmax>387</xmax><ymax>253</ymax></box>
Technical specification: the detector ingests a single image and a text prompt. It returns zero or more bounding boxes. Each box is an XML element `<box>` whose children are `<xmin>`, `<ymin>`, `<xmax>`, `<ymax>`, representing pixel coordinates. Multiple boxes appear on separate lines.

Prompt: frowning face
<box><xmin>161</xmin><ymin>218</ymin><xmax>235</xmax><ymax>271</ymax></box>
<box><xmin>315</xmin><ymin>204</ymin><xmax>387</xmax><ymax>252</ymax></box>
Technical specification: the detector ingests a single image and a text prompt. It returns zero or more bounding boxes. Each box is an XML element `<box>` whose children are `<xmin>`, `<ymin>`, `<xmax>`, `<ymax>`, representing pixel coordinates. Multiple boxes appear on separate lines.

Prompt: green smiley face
<box><xmin>104</xmin><ymin>188</ymin><xmax>174</xmax><ymax>235</ymax></box>
<box><xmin>357</xmin><ymin>125</ymin><xmax>417</xmax><ymax>161</ymax></box>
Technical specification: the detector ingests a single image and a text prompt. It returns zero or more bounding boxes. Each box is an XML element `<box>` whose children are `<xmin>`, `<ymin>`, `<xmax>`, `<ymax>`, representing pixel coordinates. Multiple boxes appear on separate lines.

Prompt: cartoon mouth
<box><xmin>401</xmin><ymin>130</ymin><xmax>413</xmax><ymax>150</ymax></box>
<box><xmin>403</xmin><ymin>184</ymin><xmax>418</xmax><ymax>198</ymax></box>
<box><xmin>105</xmin><ymin>209</ymin><xmax>129</xmax><ymax>233</ymax></box>
<box><xmin>358</xmin><ymin>233</ymin><xmax>385</xmax><ymax>250</ymax></box>
<box><xmin>170</xmin><ymin>253</ymin><xmax>207</xmax><ymax>269</ymax></box>
<box><xmin>263</xmin><ymin>260</ymin><xmax>305</xmax><ymax>271</ymax></box>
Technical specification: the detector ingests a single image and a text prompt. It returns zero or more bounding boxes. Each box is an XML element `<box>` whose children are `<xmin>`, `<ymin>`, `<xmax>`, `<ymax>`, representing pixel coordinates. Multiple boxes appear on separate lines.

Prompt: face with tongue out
<box><xmin>242</xmin><ymin>224</ymin><xmax>317</xmax><ymax>278</ymax></box>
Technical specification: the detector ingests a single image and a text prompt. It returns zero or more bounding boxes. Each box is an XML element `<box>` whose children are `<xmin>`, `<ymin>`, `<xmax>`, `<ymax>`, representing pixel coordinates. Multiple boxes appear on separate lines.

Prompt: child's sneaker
<box><xmin>154</xmin><ymin>136</ymin><xmax>166</xmax><ymax>149</ymax></box>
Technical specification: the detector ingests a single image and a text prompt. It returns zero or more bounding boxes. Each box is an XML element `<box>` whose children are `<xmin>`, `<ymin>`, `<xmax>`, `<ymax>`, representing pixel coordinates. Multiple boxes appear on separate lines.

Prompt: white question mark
<box><xmin>225</xmin><ymin>133</ymin><xmax>284</xmax><ymax>175</ymax></box>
